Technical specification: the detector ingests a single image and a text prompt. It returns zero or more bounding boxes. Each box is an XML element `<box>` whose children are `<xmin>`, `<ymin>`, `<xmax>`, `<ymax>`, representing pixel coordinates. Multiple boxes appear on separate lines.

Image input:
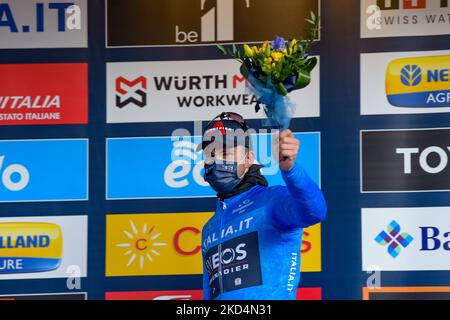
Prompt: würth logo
<box><xmin>115</xmin><ymin>76</ymin><xmax>147</xmax><ymax>108</ymax></box>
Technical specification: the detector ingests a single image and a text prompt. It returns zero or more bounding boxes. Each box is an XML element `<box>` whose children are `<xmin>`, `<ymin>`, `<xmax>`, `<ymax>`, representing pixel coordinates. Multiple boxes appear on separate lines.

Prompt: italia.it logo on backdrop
<box><xmin>375</xmin><ymin>220</ymin><xmax>414</xmax><ymax>258</ymax></box>
<box><xmin>176</xmin><ymin>0</ymin><xmax>251</xmax><ymax>43</ymax></box>
<box><xmin>0</xmin><ymin>2</ymin><xmax>82</xmax><ymax>33</ymax></box>
<box><xmin>385</xmin><ymin>55</ymin><xmax>450</xmax><ymax>107</ymax></box>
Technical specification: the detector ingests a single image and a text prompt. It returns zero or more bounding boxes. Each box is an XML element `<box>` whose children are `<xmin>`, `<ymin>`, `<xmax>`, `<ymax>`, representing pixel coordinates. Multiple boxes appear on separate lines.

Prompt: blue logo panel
<box><xmin>107</xmin><ymin>133</ymin><xmax>320</xmax><ymax>199</ymax></box>
<box><xmin>0</xmin><ymin>139</ymin><xmax>88</xmax><ymax>202</ymax></box>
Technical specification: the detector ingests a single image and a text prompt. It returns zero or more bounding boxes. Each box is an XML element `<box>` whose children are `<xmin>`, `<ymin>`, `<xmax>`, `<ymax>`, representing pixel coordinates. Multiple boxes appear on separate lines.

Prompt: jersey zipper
<box><xmin>218</xmin><ymin>199</ymin><xmax>226</xmax><ymax>297</ymax></box>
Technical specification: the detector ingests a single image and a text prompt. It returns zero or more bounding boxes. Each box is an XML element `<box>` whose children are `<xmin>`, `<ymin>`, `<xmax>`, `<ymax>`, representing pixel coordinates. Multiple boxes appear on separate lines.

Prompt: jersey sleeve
<box><xmin>202</xmin><ymin>253</ymin><xmax>211</xmax><ymax>300</ymax></box>
<box><xmin>268</xmin><ymin>163</ymin><xmax>327</xmax><ymax>230</ymax></box>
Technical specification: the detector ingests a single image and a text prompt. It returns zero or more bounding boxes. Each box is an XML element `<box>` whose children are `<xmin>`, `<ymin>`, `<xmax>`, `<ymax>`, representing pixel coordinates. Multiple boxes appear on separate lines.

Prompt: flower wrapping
<box><xmin>243</xmin><ymin>67</ymin><xmax>296</xmax><ymax>130</ymax></box>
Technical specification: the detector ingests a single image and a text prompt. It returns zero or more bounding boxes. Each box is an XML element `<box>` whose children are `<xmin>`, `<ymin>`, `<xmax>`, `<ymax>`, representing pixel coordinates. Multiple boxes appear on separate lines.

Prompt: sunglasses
<box><xmin>207</xmin><ymin>112</ymin><xmax>249</xmax><ymax>131</ymax></box>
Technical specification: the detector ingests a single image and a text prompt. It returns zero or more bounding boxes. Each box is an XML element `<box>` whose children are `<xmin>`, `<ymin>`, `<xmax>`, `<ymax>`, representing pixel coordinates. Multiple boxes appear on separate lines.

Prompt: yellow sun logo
<box><xmin>115</xmin><ymin>220</ymin><xmax>168</xmax><ymax>270</ymax></box>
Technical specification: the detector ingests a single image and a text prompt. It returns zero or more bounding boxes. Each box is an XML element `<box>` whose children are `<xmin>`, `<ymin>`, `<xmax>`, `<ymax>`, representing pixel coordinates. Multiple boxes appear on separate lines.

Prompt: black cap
<box><xmin>196</xmin><ymin>113</ymin><xmax>251</xmax><ymax>152</ymax></box>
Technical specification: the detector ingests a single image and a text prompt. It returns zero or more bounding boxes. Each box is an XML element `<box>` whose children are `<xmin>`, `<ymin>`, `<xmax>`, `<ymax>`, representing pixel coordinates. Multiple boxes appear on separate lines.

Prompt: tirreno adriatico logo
<box><xmin>375</xmin><ymin>220</ymin><xmax>414</xmax><ymax>258</ymax></box>
<box><xmin>0</xmin><ymin>223</ymin><xmax>63</xmax><ymax>274</ymax></box>
<box><xmin>386</xmin><ymin>55</ymin><xmax>450</xmax><ymax>107</ymax></box>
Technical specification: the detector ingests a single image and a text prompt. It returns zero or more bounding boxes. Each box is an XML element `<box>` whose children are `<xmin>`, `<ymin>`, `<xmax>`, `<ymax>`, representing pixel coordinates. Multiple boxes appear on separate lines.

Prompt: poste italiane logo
<box><xmin>0</xmin><ymin>223</ymin><xmax>63</xmax><ymax>274</ymax></box>
<box><xmin>386</xmin><ymin>55</ymin><xmax>450</xmax><ymax>107</ymax></box>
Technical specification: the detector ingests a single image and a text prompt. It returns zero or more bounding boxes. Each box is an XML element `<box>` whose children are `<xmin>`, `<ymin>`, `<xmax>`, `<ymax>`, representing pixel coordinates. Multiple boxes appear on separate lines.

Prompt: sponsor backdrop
<box><xmin>0</xmin><ymin>0</ymin><xmax>449</xmax><ymax>300</ymax></box>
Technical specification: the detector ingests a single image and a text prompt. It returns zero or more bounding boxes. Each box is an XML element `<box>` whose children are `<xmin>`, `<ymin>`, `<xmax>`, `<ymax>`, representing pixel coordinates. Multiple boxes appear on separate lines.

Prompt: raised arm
<box><xmin>269</xmin><ymin>129</ymin><xmax>327</xmax><ymax>229</ymax></box>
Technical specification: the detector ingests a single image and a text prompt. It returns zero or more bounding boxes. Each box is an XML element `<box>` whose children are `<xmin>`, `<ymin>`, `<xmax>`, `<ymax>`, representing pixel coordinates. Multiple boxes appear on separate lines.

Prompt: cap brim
<box><xmin>197</xmin><ymin>140</ymin><xmax>249</xmax><ymax>153</ymax></box>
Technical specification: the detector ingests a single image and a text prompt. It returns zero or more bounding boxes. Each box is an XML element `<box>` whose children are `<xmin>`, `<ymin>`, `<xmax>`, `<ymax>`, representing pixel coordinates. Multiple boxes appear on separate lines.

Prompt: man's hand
<box><xmin>275</xmin><ymin>129</ymin><xmax>301</xmax><ymax>172</ymax></box>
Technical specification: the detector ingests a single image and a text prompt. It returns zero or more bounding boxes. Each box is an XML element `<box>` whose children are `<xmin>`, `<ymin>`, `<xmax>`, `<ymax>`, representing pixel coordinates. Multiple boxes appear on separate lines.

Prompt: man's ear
<box><xmin>245</xmin><ymin>149</ymin><xmax>255</xmax><ymax>168</ymax></box>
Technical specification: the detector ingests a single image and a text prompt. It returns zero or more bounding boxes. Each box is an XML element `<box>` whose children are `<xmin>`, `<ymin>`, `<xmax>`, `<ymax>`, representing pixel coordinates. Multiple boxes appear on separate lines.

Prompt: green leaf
<box><xmin>262</xmin><ymin>64</ymin><xmax>272</xmax><ymax>74</ymax></box>
<box><xmin>274</xmin><ymin>83</ymin><xmax>288</xmax><ymax>96</ymax></box>
<box><xmin>264</xmin><ymin>43</ymin><xmax>271</xmax><ymax>58</ymax></box>
<box><xmin>232</xmin><ymin>44</ymin><xmax>238</xmax><ymax>56</ymax></box>
<box><xmin>293</xmin><ymin>69</ymin><xmax>311</xmax><ymax>90</ymax></box>
<box><xmin>243</xmin><ymin>44</ymin><xmax>254</xmax><ymax>58</ymax></box>
<box><xmin>216</xmin><ymin>44</ymin><xmax>227</xmax><ymax>55</ymax></box>
<box><xmin>304</xmin><ymin>57</ymin><xmax>317</xmax><ymax>72</ymax></box>
<box><xmin>240</xmin><ymin>64</ymin><xmax>250</xmax><ymax>77</ymax></box>
<box><xmin>310</xmin><ymin>10</ymin><xmax>316</xmax><ymax>21</ymax></box>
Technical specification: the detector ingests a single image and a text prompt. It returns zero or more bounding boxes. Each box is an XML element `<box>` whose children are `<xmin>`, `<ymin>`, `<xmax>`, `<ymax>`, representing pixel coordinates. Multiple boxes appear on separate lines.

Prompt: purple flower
<box><xmin>271</xmin><ymin>36</ymin><xmax>285</xmax><ymax>50</ymax></box>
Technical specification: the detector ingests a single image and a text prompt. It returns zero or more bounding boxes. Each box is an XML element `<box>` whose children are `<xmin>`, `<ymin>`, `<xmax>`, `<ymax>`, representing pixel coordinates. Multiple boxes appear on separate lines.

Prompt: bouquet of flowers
<box><xmin>217</xmin><ymin>11</ymin><xmax>320</xmax><ymax>130</ymax></box>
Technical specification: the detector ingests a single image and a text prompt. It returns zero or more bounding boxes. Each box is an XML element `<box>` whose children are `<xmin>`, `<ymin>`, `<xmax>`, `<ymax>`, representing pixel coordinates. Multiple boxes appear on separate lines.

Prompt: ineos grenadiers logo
<box><xmin>205</xmin><ymin>232</ymin><xmax>262</xmax><ymax>298</ymax></box>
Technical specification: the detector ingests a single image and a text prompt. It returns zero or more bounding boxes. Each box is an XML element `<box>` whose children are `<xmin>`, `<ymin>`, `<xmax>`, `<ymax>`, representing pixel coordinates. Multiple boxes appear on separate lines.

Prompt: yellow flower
<box><xmin>251</xmin><ymin>45</ymin><xmax>265</xmax><ymax>55</ymax></box>
<box><xmin>271</xmin><ymin>52</ymin><xmax>284</xmax><ymax>62</ymax></box>
<box><xmin>262</xmin><ymin>41</ymin><xmax>271</xmax><ymax>57</ymax></box>
<box><xmin>289</xmin><ymin>39</ymin><xmax>297</xmax><ymax>49</ymax></box>
<box><xmin>243</xmin><ymin>44</ymin><xmax>254</xmax><ymax>58</ymax></box>
<box><xmin>261</xmin><ymin>41</ymin><xmax>268</xmax><ymax>52</ymax></box>
<box><xmin>289</xmin><ymin>39</ymin><xmax>298</xmax><ymax>53</ymax></box>
<box><xmin>271</xmin><ymin>63</ymin><xmax>276</xmax><ymax>69</ymax></box>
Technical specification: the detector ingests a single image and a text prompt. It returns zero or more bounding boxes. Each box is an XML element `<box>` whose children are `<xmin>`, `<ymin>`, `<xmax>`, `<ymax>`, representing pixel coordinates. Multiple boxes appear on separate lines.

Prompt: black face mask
<box><xmin>203</xmin><ymin>161</ymin><xmax>243</xmax><ymax>194</ymax></box>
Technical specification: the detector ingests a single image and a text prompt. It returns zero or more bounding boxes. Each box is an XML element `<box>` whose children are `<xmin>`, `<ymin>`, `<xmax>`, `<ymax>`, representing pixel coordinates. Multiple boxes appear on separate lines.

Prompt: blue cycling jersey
<box><xmin>201</xmin><ymin>163</ymin><xmax>327</xmax><ymax>300</ymax></box>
